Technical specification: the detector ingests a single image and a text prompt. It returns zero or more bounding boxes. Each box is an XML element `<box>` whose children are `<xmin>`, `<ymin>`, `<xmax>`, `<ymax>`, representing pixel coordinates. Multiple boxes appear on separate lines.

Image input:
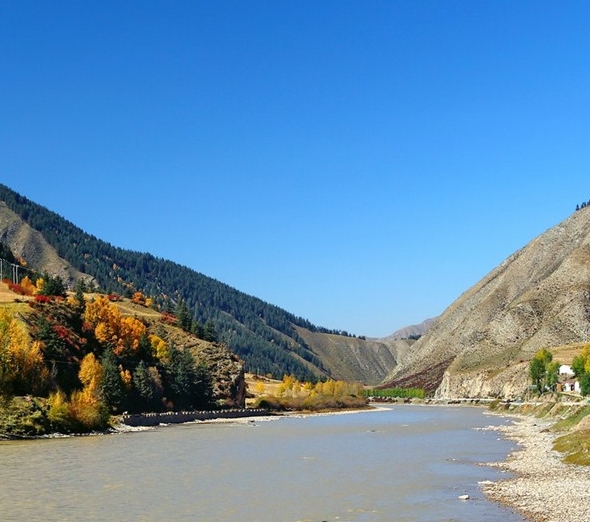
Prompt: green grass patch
<box><xmin>364</xmin><ymin>387</ymin><xmax>425</xmax><ymax>399</ymax></box>
<box><xmin>551</xmin><ymin>405</ymin><xmax>590</xmax><ymax>432</ymax></box>
<box><xmin>554</xmin><ymin>430</ymin><xmax>590</xmax><ymax>466</ymax></box>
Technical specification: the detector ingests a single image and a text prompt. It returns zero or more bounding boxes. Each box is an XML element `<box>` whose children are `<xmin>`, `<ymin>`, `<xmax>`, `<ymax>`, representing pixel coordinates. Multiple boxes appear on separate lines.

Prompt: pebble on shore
<box><xmin>482</xmin><ymin>415</ymin><xmax>590</xmax><ymax>522</ymax></box>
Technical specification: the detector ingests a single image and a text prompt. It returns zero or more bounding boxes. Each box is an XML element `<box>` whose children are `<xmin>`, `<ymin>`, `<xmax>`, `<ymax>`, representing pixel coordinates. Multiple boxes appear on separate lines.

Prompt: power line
<box><xmin>0</xmin><ymin>256</ymin><xmax>39</xmax><ymax>284</ymax></box>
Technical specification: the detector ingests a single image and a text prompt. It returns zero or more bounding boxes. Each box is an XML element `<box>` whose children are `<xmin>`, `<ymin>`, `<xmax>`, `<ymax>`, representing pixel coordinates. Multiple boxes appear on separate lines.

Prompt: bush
<box><xmin>47</xmin><ymin>390</ymin><xmax>109</xmax><ymax>433</ymax></box>
<box><xmin>47</xmin><ymin>391</ymin><xmax>77</xmax><ymax>432</ymax></box>
<box><xmin>68</xmin><ymin>390</ymin><xmax>109</xmax><ymax>431</ymax></box>
<box><xmin>0</xmin><ymin>397</ymin><xmax>50</xmax><ymax>437</ymax></box>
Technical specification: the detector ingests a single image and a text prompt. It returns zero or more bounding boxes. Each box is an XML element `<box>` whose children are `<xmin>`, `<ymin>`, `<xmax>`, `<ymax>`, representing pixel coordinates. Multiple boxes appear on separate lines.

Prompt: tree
<box><xmin>0</xmin><ymin>309</ymin><xmax>48</xmax><ymax>396</ymax></box>
<box><xmin>175</xmin><ymin>300</ymin><xmax>193</xmax><ymax>332</ymax></box>
<box><xmin>85</xmin><ymin>295</ymin><xmax>147</xmax><ymax>357</ymax></box>
<box><xmin>572</xmin><ymin>344</ymin><xmax>590</xmax><ymax>396</ymax></box>
<box><xmin>580</xmin><ymin>372</ymin><xmax>590</xmax><ymax>396</ymax></box>
<box><xmin>529</xmin><ymin>348</ymin><xmax>558</xmax><ymax>393</ymax></box>
<box><xmin>203</xmin><ymin>320</ymin><xmax>218</xmax><ymax>343</ymax></box>
<box><xmin>37</xmin><ymin>273</ymin><xmax>66</xmax><ymax>297</ymax></box>
<box><xmin>79</xmin><ymin>353</ymin><xmax>103</xmax><ymax>395</ymax></box>
<box><xmin>130</xmin><ymin>361</ymin><xmax>163</xmax><ymax>413</ymax></box>
<box><xmin>164</xmin><ymin>345</ymin><xmax>213</xmax><ymax>411</ymax></box>
<box><xmin>100</xmin><ymin>350</ymin><xmax>124</xmax><ymax>412</ymax></box>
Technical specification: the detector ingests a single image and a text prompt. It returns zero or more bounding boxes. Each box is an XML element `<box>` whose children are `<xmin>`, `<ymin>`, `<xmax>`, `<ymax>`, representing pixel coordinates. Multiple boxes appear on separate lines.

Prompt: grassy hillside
<box><xmin>295</xmin><ymin>327</ymin><xmax>413</xmax><ymax>386</ymax></box>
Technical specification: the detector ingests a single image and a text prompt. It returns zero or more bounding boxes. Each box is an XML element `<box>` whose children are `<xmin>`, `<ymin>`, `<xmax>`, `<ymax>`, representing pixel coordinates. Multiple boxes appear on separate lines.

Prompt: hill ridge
<box><xmin>0</xmin><ymin>184</ymin><xmax>402</xmax><ymax>383</ymax></box>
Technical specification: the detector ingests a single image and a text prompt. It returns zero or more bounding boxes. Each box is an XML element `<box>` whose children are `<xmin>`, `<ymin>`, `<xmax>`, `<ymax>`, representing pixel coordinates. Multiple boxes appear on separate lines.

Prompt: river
<box><xmin>0</xmin><ymin>405</ymin><xmax>524</xmax><ymax>522</ymax></box>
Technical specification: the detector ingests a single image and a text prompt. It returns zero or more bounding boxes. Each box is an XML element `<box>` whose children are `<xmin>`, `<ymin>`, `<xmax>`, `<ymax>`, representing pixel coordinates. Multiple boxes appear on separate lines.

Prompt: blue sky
<box><xmin>2</xmin><ymin>1</ymin><xmax>589</xmax><ymax>337</ymax></box>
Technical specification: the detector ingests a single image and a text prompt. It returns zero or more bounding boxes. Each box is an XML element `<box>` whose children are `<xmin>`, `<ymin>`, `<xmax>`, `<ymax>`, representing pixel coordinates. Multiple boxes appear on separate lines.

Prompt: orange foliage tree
<box><xmin>84</xmin><ymin>295</ymin><xmax>147</xmax><ymax>357</ymax></box>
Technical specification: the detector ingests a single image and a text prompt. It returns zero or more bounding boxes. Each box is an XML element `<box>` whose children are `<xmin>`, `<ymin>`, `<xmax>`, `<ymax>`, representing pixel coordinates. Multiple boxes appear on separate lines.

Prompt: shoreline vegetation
<box><xmin>483</xmin><ymin>402</ymin><xmax>590</xmax><ymax>522</ymax></box>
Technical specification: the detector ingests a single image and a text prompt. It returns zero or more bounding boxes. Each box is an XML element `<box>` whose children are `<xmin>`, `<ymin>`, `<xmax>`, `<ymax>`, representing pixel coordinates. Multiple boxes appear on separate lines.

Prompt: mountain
<box><xmin>0</xmin><ymin>184</ymin><xmax>401</xmax><ymax>384</ymax></box>
<box><xmin>381</xmin><ymin>317</ymin><xmax>436</xmax><ymax>342</ymax></box>
<box><xmin>384</xmin><ymin>206</ymin><xmax>590</xmax><ymax>399</ymax></box>
<box><xmin>294</xmin><ymin>327</ymin><xmax>415</xmax><ymax>386</ymax></box>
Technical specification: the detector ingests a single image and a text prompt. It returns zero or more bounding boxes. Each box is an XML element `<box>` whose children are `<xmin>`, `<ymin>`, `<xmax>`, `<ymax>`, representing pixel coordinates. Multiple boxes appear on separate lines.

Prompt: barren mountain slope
<box><xmin>384</xmin><ymin>206</ymin><xmax>590</xmax><ymax>399</ymax></box>
<box><xmin>0</xmin><ymin>202</ymin><xmax>88</xmax><ymax>285</ymax></box>
<box><xmin>295</xmin><ymin>326</ymin><xmax>414</xmax><ymax>385</ymax></box>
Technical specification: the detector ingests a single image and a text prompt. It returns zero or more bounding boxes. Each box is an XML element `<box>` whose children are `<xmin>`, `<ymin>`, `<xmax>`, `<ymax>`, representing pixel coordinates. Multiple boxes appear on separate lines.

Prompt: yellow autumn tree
<box><xmin>149</xmin><ymin>334</ymin><xmax>169</xmax><ymax>362</ymax></box>
<box><xmin>19</xmin><ymin>276</ymin><xmax>37</xmax><ymax>296</ymax></box>
<box><xmin>118</xmin><ymin>316</ymin><xmax>147</xmax><ymax>355</ymax></box>
<box><xmin>68</xmin><ymin>353</ymin><xmax>108</xmax><ymax>430</ymax></box>
<box><xmin>78</xmin><ymin>353</ymin><xmax>103</xmax><ymax>394</ymax></box>
<box><xmin>35</xmin><ymin>277</ymin><xmax>45</xmax><ymax>294</ymax></box>
<box><xmin>131</xmin><ymin>291</ymin><xmax>145</xmax><ymax>305</ymax></box>
<box><xmin>0</xmin><ymin>308</ymin><xmax>48</xmax><ymax>395</ymax></box>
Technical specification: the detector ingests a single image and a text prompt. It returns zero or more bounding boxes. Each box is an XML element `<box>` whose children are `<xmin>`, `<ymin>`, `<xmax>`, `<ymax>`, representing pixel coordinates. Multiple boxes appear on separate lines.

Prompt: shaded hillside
<box><xmin>294</xmin><ymin>327</ymin><xmax>414</xmax><ymax>386</ymax></box>
<box><xmin>0</xmin><ymin>184</ymin><xmax>361</xmax><ymax>382</ymax></box>
<box><xmin>384</xmin><ymin>206</ymin><xmax>590</xmax><ymax>398</ymax></box>
<box><xmin>0</xmin><ymin>185</ymin><xmax>326</xmax><ymax>380</ymax></box>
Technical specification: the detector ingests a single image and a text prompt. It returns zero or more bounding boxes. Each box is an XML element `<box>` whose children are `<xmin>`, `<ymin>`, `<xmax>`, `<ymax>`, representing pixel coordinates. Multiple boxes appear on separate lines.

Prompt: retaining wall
<box><xmin>121</xmin><ymin>409</ymin><xmax>270</xmax><ymax>427</ymax></box>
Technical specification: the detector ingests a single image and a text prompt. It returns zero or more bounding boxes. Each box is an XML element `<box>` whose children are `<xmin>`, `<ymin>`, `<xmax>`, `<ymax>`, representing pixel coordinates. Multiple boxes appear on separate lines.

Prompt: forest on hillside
<box><xmin>0</xmin><ymin>184</ymin><xmax>334</xmax><ymax>381</ymax></box>
<box><xmin>0</xmin><ymin>277</ymin><xmax>220</xmax><ymax>435</ymax></box>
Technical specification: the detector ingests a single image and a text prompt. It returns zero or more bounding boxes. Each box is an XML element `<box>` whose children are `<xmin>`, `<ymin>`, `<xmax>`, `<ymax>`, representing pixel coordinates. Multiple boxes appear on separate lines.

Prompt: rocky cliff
<box><xmin>384</xmin><ymin>206</ymin><xmax>590</xmax><ymax>399</ymax></box>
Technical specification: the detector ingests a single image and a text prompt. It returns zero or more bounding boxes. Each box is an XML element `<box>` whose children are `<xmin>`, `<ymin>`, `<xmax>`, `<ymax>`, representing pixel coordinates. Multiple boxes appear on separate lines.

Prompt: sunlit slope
<box><xmin>385</xmin><ymin>206</ymin><xmax>590</xmax><ymax>398</ymax></box>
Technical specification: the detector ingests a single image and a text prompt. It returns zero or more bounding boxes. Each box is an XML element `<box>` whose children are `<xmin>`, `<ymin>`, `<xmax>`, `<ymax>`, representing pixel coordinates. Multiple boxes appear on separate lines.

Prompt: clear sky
<box><xmin>1</xmin><ymin>1</ymin><xmax>589</xmax><ymax>338</ymax></box>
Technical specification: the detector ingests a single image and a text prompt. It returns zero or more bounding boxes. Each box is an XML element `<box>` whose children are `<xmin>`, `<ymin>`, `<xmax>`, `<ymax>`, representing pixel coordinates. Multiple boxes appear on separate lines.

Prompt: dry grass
<box><xmin>550</xmin><ymin>342</ymin><xmax>587</xmax><ymax>365</ymax></box>
<box><xmin>245</xmin><ymin>373</ymin><xmax>283</xmax><ymax>405</ymax></box>
<box><xmin>0</xmin><ymin>281</ymin><xmax>33</xmax><ymax>304</ymax></box>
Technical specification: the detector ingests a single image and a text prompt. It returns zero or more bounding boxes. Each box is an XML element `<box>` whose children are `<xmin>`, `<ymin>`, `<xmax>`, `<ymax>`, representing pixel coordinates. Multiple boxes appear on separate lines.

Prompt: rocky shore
<box><xmin>483</xmin><ymin>414</ymin><xmax>590</xmax><ymax>522</ymax></box>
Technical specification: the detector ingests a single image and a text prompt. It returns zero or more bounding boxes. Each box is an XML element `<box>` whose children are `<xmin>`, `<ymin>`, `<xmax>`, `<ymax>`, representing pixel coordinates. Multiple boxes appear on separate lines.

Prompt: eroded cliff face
<box><xmin>435</xmin><ymin>363</ymin><xmax>530</xmax><ymax>400</ymax></box>
<box><xmin>386</xmin><ymin>206</ymin><xmax>590</xmax><ymax>399</ymax></box>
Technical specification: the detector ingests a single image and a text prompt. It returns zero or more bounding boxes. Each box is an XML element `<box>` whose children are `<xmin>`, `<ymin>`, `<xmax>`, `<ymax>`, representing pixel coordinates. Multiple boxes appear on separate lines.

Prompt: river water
<box><xmin>0</xmin><ymin>405</ymin><xmax>524</xmax><ymax>522</ymax></box>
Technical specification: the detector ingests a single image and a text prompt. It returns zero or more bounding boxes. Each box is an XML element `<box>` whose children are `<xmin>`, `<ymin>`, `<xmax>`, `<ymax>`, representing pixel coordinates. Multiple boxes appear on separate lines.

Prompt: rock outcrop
<box><xmin>384</xmin><ymin>206</ymin><xmax>590</xmax><ymax>399</ymax></box>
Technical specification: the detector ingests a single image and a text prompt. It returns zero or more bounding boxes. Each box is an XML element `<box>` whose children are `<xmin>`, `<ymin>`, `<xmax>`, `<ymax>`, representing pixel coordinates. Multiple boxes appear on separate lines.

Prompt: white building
<box><xmin>562</xmin><ymin>380</ymin><xmax>581</xmax><ymax>393</ymax></box>
<box><xmin>559</xmin><ymin>364</ymin><xmax>575</xmax><ymax>376</ymax></box>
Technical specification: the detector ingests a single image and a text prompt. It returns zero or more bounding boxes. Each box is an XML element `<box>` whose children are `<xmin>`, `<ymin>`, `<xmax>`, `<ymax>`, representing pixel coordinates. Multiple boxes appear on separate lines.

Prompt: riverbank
<box><xmin>483</xmin><ymin>413</ymin><xmax>590</xmax><ymax>521</ymax></box>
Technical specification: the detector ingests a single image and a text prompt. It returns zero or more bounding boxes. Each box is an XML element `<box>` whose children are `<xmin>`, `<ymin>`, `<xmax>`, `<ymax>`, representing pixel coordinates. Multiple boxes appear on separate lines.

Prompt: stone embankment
<box><xmin>483</xmin><ymin>414</ymin><xmax>590</xmax><ymax>522</ymax></box>
<box><xmin>121</xmin><ymin>408</ymin><xmax>270</xmax><ymax>427</ymax></box>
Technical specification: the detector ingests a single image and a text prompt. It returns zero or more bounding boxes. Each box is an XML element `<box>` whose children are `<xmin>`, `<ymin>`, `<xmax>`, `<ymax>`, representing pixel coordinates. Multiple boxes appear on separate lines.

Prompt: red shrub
<box><xmin>7</xmin><ymin>282</ymin><xmax>26</xmax><ymax>295</ymax></box>
<box><xmin>160</xmin><ymin>311</ymin><xmax>177</xmax><ymax>325</ymax></box>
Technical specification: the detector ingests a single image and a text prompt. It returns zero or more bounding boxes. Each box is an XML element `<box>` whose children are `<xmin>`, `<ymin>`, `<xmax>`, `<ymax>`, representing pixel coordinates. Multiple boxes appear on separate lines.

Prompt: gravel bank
<box><xmin>483</xmin><ymin>415</ymin><xmax>590</xmax><ymax>522</ymax></box>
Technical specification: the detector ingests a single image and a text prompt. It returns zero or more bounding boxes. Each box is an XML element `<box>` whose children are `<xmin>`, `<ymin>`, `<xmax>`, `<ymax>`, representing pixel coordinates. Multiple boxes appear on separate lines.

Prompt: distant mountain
<box><xmin>384</xmin><ymin>206</ymin><xmax>590</xmax><ymax>398</ymax></box>
<box><xmin>381</xmin><ymin>318</ymin><xmax>436</xmax><ymax>342</ymax></box>
<box><xmin>294</xmin><ymin>327</ymin><xmax>415</xmax><ymax>386</ymax></box>
<box><xmin>0</xmin><ymin>184</ymin><xmax>401</xmax><ymax>383</ymax></box>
